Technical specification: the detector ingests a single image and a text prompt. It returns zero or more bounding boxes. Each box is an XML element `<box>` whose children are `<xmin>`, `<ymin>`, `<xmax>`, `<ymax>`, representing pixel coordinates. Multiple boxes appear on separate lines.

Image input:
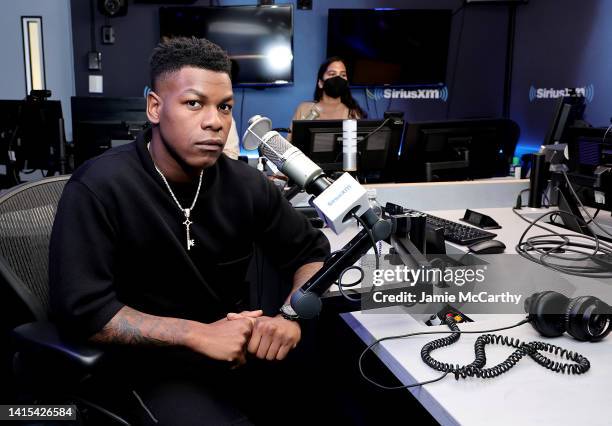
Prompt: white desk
<box><xmin>343</xmin><ymin>311</ymin><xmax>612</xmax><ymax>426</ymax></box>
<box><xmin>322</xmin><ymin>180</ymin><xmax>612</xmax><ymax>426</ymax></box>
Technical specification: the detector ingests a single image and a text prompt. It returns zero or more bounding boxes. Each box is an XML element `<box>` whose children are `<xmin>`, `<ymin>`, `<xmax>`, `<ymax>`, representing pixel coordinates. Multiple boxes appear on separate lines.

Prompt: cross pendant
<box><xmin>183</xmin><ymin>208</ymin><xmax>195</xmax><ymax>250</ymax></box>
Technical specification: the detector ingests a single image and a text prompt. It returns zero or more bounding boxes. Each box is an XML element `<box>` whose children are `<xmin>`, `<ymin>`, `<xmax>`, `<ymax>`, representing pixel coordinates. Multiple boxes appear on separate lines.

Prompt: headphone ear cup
<box><xmin>565</xmin><ymin>296</ymin><xmax>612</xmax><ymax>342</ymax></box>
<box><xmin>525</xmin><ymin>291</ymin><xmax>569</xmax><ymax>338</ymax></box>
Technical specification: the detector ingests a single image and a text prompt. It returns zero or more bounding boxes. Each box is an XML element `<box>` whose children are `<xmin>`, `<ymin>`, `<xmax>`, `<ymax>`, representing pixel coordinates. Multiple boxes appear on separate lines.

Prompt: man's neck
<box><xmin>149</xmin><ymin>134</ymin><xmax>202</xmax><ymax>183</ymax></box>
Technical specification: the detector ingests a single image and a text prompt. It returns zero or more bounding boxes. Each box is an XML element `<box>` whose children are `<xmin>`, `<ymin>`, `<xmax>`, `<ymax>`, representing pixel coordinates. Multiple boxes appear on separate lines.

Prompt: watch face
<box><xmin>281</xmin><ymin>304</ymin><xmax>298</xmax><ymax>317</ymax></box>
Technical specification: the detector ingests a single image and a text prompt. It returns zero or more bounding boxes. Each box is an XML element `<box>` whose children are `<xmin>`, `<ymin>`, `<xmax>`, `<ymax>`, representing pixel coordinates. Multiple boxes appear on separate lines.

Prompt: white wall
<box><xmin>0</xmin><ymin>0</ymin><xmax>75</xmax><ymax>140</ymax></box>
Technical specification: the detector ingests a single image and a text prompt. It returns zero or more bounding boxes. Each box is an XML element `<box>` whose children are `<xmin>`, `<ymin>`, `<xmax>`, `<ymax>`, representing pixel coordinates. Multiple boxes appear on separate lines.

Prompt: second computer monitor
<box><xmin>397</xmin><ymin>118</ymin><xmax>520</xmax><ymax>182</ymax></box>
<box><xmin>0</xmin><ymin>98</ymin><xmax>63</xmax><ymax>173</ymax></box>
<box><xmin>71</xmin><ymin>96</ymin><xmax>149</xmax><ymax>167</ymax></box>
<box><xmin>291</xmin><ymin>118</ymin><xmax>404</xmax><ymax>183</ymax></box>
<box><xmin>543</xmin><ymin>95</ymin><xmax>586</xmax><ymax>146</ymax></box>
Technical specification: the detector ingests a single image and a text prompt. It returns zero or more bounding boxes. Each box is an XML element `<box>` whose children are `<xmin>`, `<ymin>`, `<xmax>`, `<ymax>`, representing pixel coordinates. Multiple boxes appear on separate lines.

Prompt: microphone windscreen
<box><xmin>242</xmin><ymin>115</ymin><xmax>272</xmax><ymax>150</ymax></box>
<box><xmin>259</xmin><ymin>132</ymin><xmax>292</xmax><ymax>168</ymax></box>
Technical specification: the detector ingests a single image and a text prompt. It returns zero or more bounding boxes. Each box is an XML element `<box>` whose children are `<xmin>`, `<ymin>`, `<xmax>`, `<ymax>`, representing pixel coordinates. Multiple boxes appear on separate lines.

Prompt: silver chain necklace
<box><xmin>148</xmin><ymin>142</ymin><xmax>203</xmax><ymax>251</ymax></box>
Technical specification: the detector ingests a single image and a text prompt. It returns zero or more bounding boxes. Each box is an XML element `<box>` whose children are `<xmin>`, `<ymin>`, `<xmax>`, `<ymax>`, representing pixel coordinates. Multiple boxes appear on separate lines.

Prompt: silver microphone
<box><xmin>243</xmin><ymin>115</ymin><xmax>371</xmax><ymax>235</ymax></box>
<box><xmin>303</xmin><ymin>104</ymin><xmax>321</xmax><ymax>120</ymax></box>
<box><xmin>243</xmin><ymin>115</ymin><xmax>327</xmax><ymax>190</ymax></box>
<box><xmin>342</xmin><ymin>119</ymin><xmax>357</xmax><ymax>171</ymax></box>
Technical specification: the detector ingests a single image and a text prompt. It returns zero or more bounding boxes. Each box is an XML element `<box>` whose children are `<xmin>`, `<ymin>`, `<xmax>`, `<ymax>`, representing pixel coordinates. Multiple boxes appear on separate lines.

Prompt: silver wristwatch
<box><xmin>280</xmin><ymin>304</ymin><xmax>300</xmax><ymax>321</ymax></box>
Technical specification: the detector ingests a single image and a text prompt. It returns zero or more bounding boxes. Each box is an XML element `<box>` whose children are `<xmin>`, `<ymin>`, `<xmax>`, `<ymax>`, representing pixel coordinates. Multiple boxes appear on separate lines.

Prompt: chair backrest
<box><xmin>0</xmin><ymin>175</ymin><xmax>70</xmax><ymax>321</ymax></box>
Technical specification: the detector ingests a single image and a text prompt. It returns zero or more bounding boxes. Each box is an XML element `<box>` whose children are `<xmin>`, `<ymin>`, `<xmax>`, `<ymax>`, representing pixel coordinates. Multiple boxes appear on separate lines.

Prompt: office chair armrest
<box><xmin>12</xmin><ymin>321</ymin><xmax>104</xmax><ymax>369</ymax></box>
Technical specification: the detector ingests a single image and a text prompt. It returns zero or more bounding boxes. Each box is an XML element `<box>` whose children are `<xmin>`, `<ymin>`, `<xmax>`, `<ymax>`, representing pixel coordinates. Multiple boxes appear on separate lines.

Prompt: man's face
<box><xmin>147</xmin><ymin>66</ymin><xmax>234</xmax><ymax>170</ymax></box>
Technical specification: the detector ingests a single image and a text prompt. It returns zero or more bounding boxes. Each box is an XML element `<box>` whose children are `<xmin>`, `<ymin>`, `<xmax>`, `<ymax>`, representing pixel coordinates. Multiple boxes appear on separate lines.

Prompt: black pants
<box><xmin>132</xmin><ymin>375</ymin><xmax>253</xmax><ymax>426</ymax></box>
<box><xmin>94</xmin><ymin>322</ymin><xmax>321</xmax><ymax>426</ymax></box>
<box><xmin>124</xmin><ymin>352</ymin><xmax>310</xmax><ymax>426</ymax></box>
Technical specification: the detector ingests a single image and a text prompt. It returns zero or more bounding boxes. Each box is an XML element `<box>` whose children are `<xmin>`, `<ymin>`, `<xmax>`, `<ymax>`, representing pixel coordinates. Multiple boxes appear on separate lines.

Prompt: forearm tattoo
<box><xmin>90</xmin><ymin>306</ymin><xmax>189</xmax><ymax>347</ymax></box>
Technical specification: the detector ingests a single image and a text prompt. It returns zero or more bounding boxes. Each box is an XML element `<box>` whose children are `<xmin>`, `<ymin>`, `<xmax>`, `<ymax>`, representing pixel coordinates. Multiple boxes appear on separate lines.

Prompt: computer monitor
<box><xmin>396</xmin><ymin>119</ymin><xmax>519</xmax><ymax>182</ymax></box>
<box><xmin>0</xmin><ymin>100</ymin><xmax>22</xmax><ymax>161</ymax></box>
<box><xmin>291</xmin><ymin>118</ymin><xmax>404</xmax><ymax>183</ymax></box>
<box><xmin>543</xmin><ymin>95</ymin><xmax>586</xmax><ymax>146</ymax></box>
<box><xmin>554</xmin><ymin>126</ymin><xmax>612</xmax><ymax>216</ymax></box>
<box><xmin>0</xmin><ymin>98</ymin><xmax>63</xmax><ymax>174</ymax></box>
<box><xmin>71</xmin><ymin>97</ymin><xmax>148</xmax><ymax>166</ymax></box>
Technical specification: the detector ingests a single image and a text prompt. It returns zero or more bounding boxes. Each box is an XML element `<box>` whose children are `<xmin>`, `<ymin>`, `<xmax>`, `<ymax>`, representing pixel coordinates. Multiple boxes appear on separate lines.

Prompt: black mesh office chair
<box><xmin>0</xmin><ymin>176</ymin><xmax>129</xmax><ymax>424</ymax></box>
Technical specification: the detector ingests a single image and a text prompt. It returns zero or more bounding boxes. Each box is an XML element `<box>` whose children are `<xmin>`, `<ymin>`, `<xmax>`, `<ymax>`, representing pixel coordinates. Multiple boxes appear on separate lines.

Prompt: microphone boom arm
<box><xmin>290</xmin><ymin>210</ymin><xmax>392</xmax><ymax>319</ymax></box>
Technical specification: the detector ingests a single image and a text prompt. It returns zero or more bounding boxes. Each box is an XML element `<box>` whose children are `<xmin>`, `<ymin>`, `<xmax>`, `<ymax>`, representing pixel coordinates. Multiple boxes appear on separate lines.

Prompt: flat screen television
<box><xmin>159</xmin><ymin>5</ymin><xmax>293</xmax><ymax>87</ymax></box>
<box><xmin>327</xmin><ymin>9</ymin><xmax>452</xmax><ymax>87</ymax></box>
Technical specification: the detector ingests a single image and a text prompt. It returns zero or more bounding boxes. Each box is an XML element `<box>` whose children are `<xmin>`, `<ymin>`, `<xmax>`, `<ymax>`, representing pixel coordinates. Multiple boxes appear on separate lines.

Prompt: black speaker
<box><xmin>98</xmin><ymin>0</ymin><xmax>128</xmax><ymax>17</ymax></box>
<box><xmin>527</xmin><ymin>152</ymin><xmax>547</xmax><ymax>208</ymax></box>
<box><xmin>465</xmin><ymin>0</ymin><xmax>528</xmax><ymax>4</ymax></box>
<box><xmin>298</xmin><ymin>0</ymin><xmax>313</xmax><ymax>10</ymax></box>
<box><xmin>134</xmin><ymin>0</ymin><xmax>197</xmax><ymax>3</ymax></box>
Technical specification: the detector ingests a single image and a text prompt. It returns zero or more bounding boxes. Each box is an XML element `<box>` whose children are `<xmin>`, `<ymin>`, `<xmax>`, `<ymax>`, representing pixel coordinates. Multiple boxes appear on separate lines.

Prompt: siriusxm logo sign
<box><xmin>328</xmin><ymin>185</ymin><xmax>352</xmax><ymax>207</ymax></box>
<box><xmin>366</xmin><ymin>87</ymin><xmax>448</xmax><ymax>102</ymax></box>
<box><xmin>528</xmin><ymin>85</ymin><xmax>594</xmax><ymax>103</ymax></box>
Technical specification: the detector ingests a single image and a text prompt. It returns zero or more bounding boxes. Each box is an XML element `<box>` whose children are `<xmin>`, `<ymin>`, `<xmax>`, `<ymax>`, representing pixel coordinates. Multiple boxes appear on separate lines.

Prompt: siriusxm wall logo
<box><xmin>366</xmin><ymin>87</ymin><xmax>448</xmax><ymax>102</ymax></box>
<box><xmin>528</xmin><ymin>85</ymin><xmax>594</xmax><ymax>103</ymax></box>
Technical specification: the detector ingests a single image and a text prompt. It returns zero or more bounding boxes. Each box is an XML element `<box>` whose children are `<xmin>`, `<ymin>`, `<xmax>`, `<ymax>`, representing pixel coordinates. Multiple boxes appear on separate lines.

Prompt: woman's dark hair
<box><xmin>313</xmin><ymin>56</ymin><xmax>366</xmax><ymax>118</ymax></box>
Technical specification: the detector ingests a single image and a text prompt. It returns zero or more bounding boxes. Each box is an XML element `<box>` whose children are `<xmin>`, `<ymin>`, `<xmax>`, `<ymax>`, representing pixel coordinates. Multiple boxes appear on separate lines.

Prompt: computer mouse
<box><xmin>468</xmin><ymin>239</ymin><xmax>506</xmax><ymax>254</ymax></box>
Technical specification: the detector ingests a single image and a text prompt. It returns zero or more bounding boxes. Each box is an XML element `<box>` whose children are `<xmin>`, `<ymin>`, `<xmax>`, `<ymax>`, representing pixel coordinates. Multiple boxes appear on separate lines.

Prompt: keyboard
<box><xmin>406</xmin><ymin>209</ymin><xmax>497</xmax><ymax>246</ymax></box>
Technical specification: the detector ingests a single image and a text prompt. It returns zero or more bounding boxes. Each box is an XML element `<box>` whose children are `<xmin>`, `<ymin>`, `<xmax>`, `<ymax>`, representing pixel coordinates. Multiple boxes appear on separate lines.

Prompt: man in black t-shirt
<box><xmin>49</xmin><ymin>37</ymin><xmax>330</xmax><ymax>425</ymax></box>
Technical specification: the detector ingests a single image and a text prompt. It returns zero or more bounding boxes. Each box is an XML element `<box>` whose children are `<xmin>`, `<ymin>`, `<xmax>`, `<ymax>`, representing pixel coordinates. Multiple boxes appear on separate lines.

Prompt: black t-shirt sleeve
<box><xmin>49</xmin><ymin>180</ymin><xmax>124</xmax><ymax>338</ymax></box>
<box><xmin>254</xmin><ymin>178</ymin><xmax>330</xmax><ymax>272</ymax></box>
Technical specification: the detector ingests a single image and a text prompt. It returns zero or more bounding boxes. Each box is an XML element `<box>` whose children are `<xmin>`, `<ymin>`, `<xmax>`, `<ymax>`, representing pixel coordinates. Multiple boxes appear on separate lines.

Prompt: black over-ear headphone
<box><xmin>524</xmin><ymin>291</ymin><xmax>612</xmax><ymax>342</ymax></box>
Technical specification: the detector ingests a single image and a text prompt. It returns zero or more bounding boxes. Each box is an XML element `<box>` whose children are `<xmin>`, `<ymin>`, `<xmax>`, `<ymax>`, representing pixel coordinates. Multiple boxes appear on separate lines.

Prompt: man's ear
<box><xmin>147</xmin><ymin>91</ymin><xmax>161</xmax><ymax>124</ymax></box>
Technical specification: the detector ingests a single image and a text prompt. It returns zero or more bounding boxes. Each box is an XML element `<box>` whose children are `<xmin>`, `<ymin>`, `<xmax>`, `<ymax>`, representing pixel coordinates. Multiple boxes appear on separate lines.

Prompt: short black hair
<box><xmin>150</xmin><ymin>37</ymin><xmax>231</xmax><ymax>90</ymax></box>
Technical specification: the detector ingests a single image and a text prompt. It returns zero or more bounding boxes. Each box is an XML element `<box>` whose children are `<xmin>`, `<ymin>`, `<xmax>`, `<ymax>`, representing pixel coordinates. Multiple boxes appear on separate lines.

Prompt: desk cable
<box><xmin>512</xmin><ymin>172</ymin><xmax>612</xmax><ymax>278</ymax></box>
<box><xmin>358</xmin><ymin>316</ymin><xmax>591</xmax><ymax>390</ymax></box>
<box><xmin>333</xmin><ymin>213</ymin><xmax>381</xmax><ymax>303</ymax></box>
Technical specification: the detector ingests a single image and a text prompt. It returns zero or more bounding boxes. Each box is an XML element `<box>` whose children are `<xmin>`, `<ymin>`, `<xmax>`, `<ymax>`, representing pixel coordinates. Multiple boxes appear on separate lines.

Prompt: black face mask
<box><xmin>322</xmin><ymin>76</ymin><xmax>349</xmax><ymax>98</ymax></box>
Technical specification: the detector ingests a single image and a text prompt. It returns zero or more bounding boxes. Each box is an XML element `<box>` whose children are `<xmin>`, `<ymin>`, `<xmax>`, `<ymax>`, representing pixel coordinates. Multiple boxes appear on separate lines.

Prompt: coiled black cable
<box><xmin>420</xmin><ymin>319</ymin><xmax>487</xmax><ymax>377</ymax></box>
<box><xmin>421</xmin><ymin>316</ymin><xmax>590</xmax><ymax>381</ymax></box>
<box><xmin>359</xmin><ymin>318</ymin><xmax>530</xmax><ymax>390</ymax></box>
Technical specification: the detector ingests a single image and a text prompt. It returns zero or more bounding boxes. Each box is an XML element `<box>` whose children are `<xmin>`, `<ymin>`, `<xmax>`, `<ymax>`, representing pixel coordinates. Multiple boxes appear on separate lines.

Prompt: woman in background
<box><xmin>290</xmin><ymin>57</ymin><xmax>365</xmax><ymax>136</ymax></box>
<box><xmin>222</xmin><ymin>117</ymin><xmax>241</xmax><ymax>159</ymax></box>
